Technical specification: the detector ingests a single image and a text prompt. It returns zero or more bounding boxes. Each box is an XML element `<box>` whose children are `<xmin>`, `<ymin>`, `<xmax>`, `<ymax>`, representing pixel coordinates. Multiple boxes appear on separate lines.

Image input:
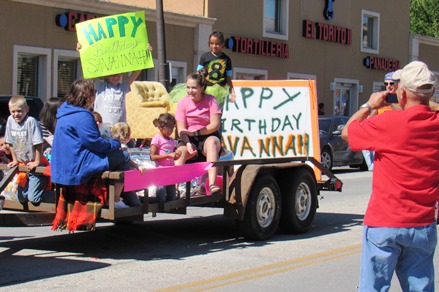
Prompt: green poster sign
<box><xmin>76</xmin><ymin>11</ymin><xmax>154</xmax><ymax>79</ymax></box>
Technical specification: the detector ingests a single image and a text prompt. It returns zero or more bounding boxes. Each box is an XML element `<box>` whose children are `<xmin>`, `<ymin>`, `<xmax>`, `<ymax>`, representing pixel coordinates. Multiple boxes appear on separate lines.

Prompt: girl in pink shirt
<box><xmin>150</xmin><ymin>113</ymin><xmax>181</xmax><ymax>202</ymax></box>
<box><xmin>175</xmin><ymin>71</ymin><xmax>222</xmax><ymax>195</ymax></box>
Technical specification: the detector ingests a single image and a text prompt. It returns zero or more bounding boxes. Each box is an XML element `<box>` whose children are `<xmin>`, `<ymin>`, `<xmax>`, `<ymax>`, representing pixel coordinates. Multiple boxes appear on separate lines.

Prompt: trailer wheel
<box><xmin>239</xmin><ymin>175</ymin><xmax>281</xmax><ymax>240</ymax></box>
<box><xmin>279</xmin><ymin>169</ymin><xmax>317</xmax><ymax>234</ymax></box>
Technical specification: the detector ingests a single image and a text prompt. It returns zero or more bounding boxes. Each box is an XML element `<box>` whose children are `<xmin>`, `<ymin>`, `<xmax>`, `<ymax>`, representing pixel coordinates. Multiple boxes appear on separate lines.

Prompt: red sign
<box><xmin>55</xmin><ymin>12</ymin><xmax>99</xmax><ymax>32</ymax></box>
<box><xmin>303</xmin><ymin>20</ymin><xmax>352</xmax><ymax>45</ymax></box>
<box><xmin>226</xmin><ymin>36</ymin><xmax>289</xmax><ymax>58</ymax></box>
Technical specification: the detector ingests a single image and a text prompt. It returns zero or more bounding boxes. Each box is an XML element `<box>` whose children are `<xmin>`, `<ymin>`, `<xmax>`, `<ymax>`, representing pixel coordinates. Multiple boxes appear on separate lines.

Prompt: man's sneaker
<box><xmin>114</xmin><ymin>200</ymin><xmax>129</xmax><ymax>209</ymax></box>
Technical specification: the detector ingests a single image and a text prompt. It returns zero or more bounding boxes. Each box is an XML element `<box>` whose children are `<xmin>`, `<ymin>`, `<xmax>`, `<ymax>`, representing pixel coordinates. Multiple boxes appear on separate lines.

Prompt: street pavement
<box><xmin>0</xmin><ymin>168</ymin><xmax>437</xmax><ymax>291</ymax></box>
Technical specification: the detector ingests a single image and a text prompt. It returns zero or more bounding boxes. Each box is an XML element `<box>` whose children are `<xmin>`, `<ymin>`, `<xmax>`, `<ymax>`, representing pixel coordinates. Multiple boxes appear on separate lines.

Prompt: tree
<box><xmin>410</xmin><ymin>0</ymin><xmax>439</xmax><ymax>37</ymax></box>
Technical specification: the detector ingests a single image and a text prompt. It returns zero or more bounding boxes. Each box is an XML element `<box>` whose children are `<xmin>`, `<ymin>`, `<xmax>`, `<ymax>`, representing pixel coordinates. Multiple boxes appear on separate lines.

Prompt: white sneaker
<box><xmin>114</xmin><ymin>200</ymin><xmax>129</xmax><ymax>209</ymax></box>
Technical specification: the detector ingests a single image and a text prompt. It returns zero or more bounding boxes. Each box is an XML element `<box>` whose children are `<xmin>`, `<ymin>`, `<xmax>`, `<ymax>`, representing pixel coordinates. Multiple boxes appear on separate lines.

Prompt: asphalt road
<box><xmin>0</xmin><ymin>168</ymin><xmax>437</xmax><ymax>291</ymax></box>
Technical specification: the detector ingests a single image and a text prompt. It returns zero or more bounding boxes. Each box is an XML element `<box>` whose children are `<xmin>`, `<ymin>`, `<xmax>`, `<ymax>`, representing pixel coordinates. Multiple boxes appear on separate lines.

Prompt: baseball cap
<box><xmin>392</xmin><ymin>61</ymin><xmax>436</xmax><ymax>94</ymax></box>
<box><xmin>391</xmin><ymin>69</ymin><xmax>402</xmax><ymax>82</ymax></box>
<box><xmin>384</xmin><ymin>71</ymin><xmax>394</xmax><ymax>81</ymax></box>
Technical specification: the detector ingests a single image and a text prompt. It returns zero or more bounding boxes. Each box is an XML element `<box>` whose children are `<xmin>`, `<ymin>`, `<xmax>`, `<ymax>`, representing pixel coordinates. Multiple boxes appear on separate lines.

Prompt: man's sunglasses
<box><xmin>384</xmin><ymin>82</ymin><xmax>395</xmax><ymax>86</ymax></box>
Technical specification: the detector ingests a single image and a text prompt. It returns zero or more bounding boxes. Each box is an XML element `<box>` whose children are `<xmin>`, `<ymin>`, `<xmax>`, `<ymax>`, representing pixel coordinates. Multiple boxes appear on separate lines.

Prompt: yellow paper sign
<box><xmin>76</xmin><ymin>11</ymin><xmax>154</xmax><ymax>79</ymax></box>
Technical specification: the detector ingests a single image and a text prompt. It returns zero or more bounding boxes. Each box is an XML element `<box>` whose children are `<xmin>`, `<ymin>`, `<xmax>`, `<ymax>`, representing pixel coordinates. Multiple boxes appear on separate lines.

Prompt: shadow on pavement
<box><xmin>0</xmin><ymin>211</ymin><xmax>364</xmax><ymax>288</ymax></box>
<box><xmin>330</xmin><ymin>167</ymin><xmax>370</xmax><ymax>175</ymax></box>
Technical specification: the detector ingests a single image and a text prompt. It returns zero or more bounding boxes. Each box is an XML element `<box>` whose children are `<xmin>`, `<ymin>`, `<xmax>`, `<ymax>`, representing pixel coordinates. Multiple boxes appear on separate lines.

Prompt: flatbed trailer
<box><xmin>0</xmin><ymin>156</ymin><xmax>341</xmax><ymax>240</ymax></box>
<box><xmin>0</xmin><ymin>79</ymin><xmax>344</xmax><ymax>240</ymax></box>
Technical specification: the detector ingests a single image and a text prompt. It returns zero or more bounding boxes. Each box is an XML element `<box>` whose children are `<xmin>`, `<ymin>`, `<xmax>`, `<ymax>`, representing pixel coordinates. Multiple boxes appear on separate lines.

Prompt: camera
<box><xmin>386</xmin><ymin>93</ymin><xmax>398</xmax><ymax>103</ymax></box>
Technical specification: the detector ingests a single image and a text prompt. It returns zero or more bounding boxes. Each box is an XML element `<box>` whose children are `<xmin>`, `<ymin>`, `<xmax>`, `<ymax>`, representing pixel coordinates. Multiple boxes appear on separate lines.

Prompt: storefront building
<box><xmin>204</xmin><ymin>0</ymin><xmax>413</xmax><ymax>116</ymax></box>
<box><xmin>2</xmin><ymin>0</ymin><xmax>438</xmax><ymax>115</ymax></box>
<box><xmin>123</xmin><ymin>0</ymin><xmax>420</xmax><ymax>116</ymax></box>
<box><xmin>0</xmin><ymin>0</ymin><xmax>214</xmax><ymax>103</ymax></box>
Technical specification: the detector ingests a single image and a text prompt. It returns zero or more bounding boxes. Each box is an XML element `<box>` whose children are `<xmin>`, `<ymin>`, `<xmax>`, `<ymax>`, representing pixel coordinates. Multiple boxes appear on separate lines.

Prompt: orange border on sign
<box><xmin>232</xmin><ymin>80</ymin><xmax>321</xmax><ymax>180</ymax></box>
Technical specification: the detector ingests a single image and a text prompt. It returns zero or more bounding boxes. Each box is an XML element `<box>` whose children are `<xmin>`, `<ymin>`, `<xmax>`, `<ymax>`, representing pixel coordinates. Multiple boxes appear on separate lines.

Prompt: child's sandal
<box><xmin>209</xmin><ymin>184</ymin><xmax>221</xmax><ymax>195</ymax></box>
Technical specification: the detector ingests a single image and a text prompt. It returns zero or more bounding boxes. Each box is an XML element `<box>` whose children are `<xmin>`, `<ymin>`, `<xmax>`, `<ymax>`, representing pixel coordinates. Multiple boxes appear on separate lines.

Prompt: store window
<box><xmin>234</xmin><ymin>67</ymin><xmax>268</xmax><ymax>80</ymax></box>
<box><xmin>138</xmin><ymin>68</ymin><xmax>155</xmax><ymax>81</ymax></box>
<box><xmin>332</xmin><ymin>79</ymin><xmax>359</xmax><ymax>116</ymax></box>
<box><xmin>57</xmin><ymin>59</ymin><xmax>77</xmax><ymax>98</ymax></box>
<box><xmin>334</xmin><ymin>87</ymin><xmax>351</xmax><ymax>116</ymax></box>
<box><xmin>263</xmin><ymin>0</ymin><xmax>289</xmax><ymax>40</ymax></box>
<box><xmin>53</xmin><ymin>49</ymin><xmax>80</xmax><ymax>99</ymax></box>
<box><xmin>17</xmin><ymin>55</ymin><xmax>38</xmax><ymax>97</ymax></box>
<box><xmin>361</xmin><ymin>10</ymin><xmax>380</xmax><ymax>54</ymax></box>
<box><xmin>13</xmin><ymin>45</ymin><xmax>51</xmax><ymax>101</ymax></box>
<box><xmin>169</xmin><ymin>60</ymin><xmax>187</xmax><ymax>91</ymax></box>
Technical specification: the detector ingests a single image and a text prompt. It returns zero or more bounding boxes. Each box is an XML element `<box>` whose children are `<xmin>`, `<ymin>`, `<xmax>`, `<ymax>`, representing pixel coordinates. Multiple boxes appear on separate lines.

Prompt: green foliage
<box><xmin>410</xmin><ymin>0</ymin><xmax>439</xmax><ymax>37</ymax></box>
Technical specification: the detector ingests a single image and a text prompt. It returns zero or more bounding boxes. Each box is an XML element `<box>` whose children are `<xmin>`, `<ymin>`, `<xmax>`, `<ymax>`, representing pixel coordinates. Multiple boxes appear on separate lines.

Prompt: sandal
<box><xmin>208</xmin><ymin>184</ymin><xmax>221</xmax><ymax>195</ymax></box>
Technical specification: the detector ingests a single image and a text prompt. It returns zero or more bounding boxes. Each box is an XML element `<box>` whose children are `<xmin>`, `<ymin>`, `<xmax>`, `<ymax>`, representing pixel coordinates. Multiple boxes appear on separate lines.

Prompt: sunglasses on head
<box><xmin>384</xmin><ymin>82</ymin><xmax>395</xmax><ymax>86</ymax></box>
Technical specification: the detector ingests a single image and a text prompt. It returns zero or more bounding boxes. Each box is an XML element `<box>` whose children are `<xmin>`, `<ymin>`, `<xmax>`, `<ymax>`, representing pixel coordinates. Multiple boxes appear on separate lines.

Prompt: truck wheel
<box><xmin>239</xmin><ymin>175</ymin><xmax>281</xmax><ymax>240</ymax></box>
<box><xmin>279</xmin><ymin>169</ymin><xmax>317</xmax><ymax>234</ymax></box>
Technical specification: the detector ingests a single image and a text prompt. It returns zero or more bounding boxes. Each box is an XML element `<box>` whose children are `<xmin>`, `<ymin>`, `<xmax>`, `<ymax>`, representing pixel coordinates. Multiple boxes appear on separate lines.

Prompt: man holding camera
<box><xmin>342</xmin><ymin>61</ymin><xmax>438</xmax><ymax>292</ymax></box>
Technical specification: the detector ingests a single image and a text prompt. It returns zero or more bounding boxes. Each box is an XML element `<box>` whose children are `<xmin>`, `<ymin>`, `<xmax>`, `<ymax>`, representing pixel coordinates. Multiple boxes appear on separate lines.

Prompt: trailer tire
<box><xmin>239</xmin><ymin>175</ymin><xmax>281</xmax><ymax>240</ymax></box>
<box><xmin>279</xmin><ymin>169</ymin><xmax>317</xmax><ymax>234</ymax></box>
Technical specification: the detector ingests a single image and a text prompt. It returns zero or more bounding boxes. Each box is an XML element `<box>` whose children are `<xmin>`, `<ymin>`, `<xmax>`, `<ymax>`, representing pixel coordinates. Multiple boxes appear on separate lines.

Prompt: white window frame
<box><xmin>53</xmin><ymin>49</ymin><xmax>80</xmax><ymax>98</ymax></box>
<box><xmin>287</xmin><ymin>72</ymin><xmax>317</xmax><ymax>81</ymax></box>
<box><xmin>13</xmin><ymin>45</ymin><xmax>51</xmax><ymax>102</ymax></box>
<box><xmin>263</xmin><ymin>0</ymin><xmax>289</xmax><ymax>41</ymax></box>
<box><xmin>233</xmin><ymin>67</ymin><xmax>268</xmax><ymax>80</ymax></box>
<box><xmin>361</xmin><ymin>10</ymin><xmax>380</xmax><ymax>54</ymax></box>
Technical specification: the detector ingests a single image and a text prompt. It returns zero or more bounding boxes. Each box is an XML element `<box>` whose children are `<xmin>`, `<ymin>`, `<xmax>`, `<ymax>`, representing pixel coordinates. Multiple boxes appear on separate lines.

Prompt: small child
<box><xmin>77</xmin><ymin>42</ymin><xmax>143</xmax><ymax>126</ymax></box>
<box><xmin>93</xmin><ymin>111</ymin><xmax>112</xmax><ymax>139</ymax></box>
<box><xmin>150</xmin><ymin>113</ymin><xmax>181</xmax><ymax>203</ymax></box>
<box><xmin>0</xmin><ymin>133</ymin><xmax>13</xmax><ymax>181</ymax></box>
<box><xmin>0</xmin><ymin>134</ymin><xmax>12</xmax><ymax>164</ymax></box>
<box><xmin>93</xmin><ymin>111</ymin><xmax>103</xmax><ymax>127</ymax></box>
<box><xmin>110</xmin><ymin>122</ymin><xmax>144</xmax><ymax>208</ymax></box>
<box><xmin>197</xmin><ymin>31</ymin><xmax>236</xmax><ymax>107</ymax></box>
<box><xmin>5</xmin><ymin>95</ymin><xmax>47</xmax><ymax>206</ymax></box>
<box><xmin>169</xmin><ymin>32</ymin><xmax>236</xmax><ymax>107</ymax></box>
<box><xmin>0</xmin><ymin>123</ymin><xmax>9</xmax><ymax>162</ymax></box>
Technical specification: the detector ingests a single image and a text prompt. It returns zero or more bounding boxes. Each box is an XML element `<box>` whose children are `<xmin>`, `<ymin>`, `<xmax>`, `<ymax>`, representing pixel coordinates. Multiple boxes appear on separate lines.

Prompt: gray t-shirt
<box><xmin>94</xmin><ymin>79</ymin><xmax>131</xmax><ymax>125</ymax></box>
<box><xmin>5</xmin><ymin>115</ymin><xmax>43</xmax><ymax>163</ymax></box>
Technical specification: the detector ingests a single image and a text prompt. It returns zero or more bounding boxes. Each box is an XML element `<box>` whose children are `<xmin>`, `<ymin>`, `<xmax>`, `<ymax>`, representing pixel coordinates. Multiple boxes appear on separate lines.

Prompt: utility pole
<box><xmin>156</xmin><ymin>0</ymin><xmax>170</xmax><ymax>91</ymax></box>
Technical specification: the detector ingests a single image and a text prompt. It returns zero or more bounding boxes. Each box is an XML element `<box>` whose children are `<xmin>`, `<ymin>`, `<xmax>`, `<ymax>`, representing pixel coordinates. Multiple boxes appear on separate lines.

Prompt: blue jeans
<box><xmin>107</xmin><ymin>149</ymin><xmax>131</xmax><ymax>171</ymax></box>
<box><xmin>359</xmin><ymin>223</ymin><xmax>437</xmax><ymax>292</ymax></box>
<box><xmin>150</xmin><ymin>185</ymin><xmax>177</xmax><ymax>203</ymax></box>
<box><xmin>17</xmin><ymin>172</ymin><xmax>47</xmax><ymax>205</ymax></box>
<box><xmin>122</xmin><ymin>191</ymin><xmax>140</xmax><ymax>207</ymax></box>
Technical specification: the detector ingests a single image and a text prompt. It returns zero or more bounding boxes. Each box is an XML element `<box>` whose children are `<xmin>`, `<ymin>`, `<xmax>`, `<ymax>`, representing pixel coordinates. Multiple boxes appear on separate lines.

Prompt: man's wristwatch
<box><xmin>360</xmin><ymin>103</ymin><xmax>373</xmax><ymax>111</ymax></box>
